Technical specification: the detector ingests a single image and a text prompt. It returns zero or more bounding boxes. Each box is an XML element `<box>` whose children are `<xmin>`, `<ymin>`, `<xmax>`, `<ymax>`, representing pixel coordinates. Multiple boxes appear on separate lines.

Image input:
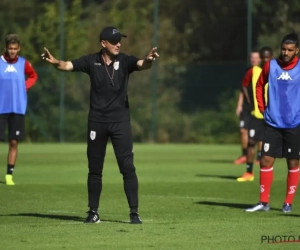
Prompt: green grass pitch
<box><xmin>0</xmin><ymin>143</ymin><xmax>300</xmax><ymax>249</ymax></box>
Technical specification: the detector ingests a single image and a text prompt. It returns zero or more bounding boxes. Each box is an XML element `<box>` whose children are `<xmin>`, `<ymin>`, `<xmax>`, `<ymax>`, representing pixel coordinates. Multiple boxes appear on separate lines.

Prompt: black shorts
<box><xmin>248</xmin><ymin>116</ymin><xmax>265</xmax><ymax>141</ymax></box>
<box><xmin>261</xmin><ymin>123</ymin><xmax>300</xmax><ymax>159</ymax></box>
<box><xmin>240</xmin><ymin>110</ymin><xmax>251</xmax><ymax>129</ymax></box>
<box><xmin>0</xmin><ymin>113</ymin><xmax>25</xmax><ymax>141</ymax></box>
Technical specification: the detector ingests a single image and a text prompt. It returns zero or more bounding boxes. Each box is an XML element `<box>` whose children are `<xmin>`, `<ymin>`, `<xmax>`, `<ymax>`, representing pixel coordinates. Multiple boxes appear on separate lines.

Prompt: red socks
<box><xmin>260</xmin><ymin>166</ymin><xmax>300</xmax><ymax>204</ymax></box>
<box><xmin>284</xmin><ymin>167</ymin><xmax>300</xmax><ymax>204</ymax></box>
<box><xmin>260</xmin><ymin>166</ymin><xmax>274</xmax><ymax>203</ymax></box>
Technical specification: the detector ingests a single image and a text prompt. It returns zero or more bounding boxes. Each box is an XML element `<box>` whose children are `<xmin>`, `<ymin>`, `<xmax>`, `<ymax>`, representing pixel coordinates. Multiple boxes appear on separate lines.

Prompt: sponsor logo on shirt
<box><xmin>277</xmin><ymin>72</ymin><xmax>292</xmax><ymax>80</ymax></box>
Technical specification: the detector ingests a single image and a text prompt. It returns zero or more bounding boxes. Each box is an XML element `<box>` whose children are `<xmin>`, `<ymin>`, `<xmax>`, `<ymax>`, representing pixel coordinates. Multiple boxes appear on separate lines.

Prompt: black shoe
<box><xmin>130</xmin><ymin>212</ymin><xmax>142</xmax><ymax>224</ymax></box>
<box><xmin>84</xmin><ymin>210</ymin><xmax>100</xmax><ymax>223</ymax></box>
<box><xmin>282</xmin><ymin>203</ymin><xmax>292</xmax><ymax>213</ymax></box>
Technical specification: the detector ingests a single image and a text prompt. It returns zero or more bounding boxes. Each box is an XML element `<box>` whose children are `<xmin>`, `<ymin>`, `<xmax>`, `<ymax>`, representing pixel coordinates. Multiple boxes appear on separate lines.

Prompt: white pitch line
<box><xmin>46</xmin><ymin>211</ymin><xmax>154</xmax><ymax>224</ymax></box>
<box><xmin>59</xmin><ymin>220</ymin><xmax>153</xmax><ymax>225</ymax></box>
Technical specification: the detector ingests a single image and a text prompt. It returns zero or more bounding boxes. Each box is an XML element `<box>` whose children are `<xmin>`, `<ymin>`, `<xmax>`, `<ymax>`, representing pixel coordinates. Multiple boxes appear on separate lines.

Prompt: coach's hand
<box><xmin>145</xmin><ymin>47</ymin><xmax>159</xmax><ymax>62</ymax></box>
<box><xmin>41</xmin><ymin>47</ymin><xmax>59</xmax><ymax>65</ymax></box>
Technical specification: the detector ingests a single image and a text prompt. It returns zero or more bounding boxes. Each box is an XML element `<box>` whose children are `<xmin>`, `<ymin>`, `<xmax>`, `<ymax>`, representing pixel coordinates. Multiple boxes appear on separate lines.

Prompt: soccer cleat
<box><xmin>130</xmin><ymin>212</ymin><xmax>142</xmax><ymax>224</ymax></box>
<box><xmin>234</xmin><ymin>155</ymin><xmax>246</xmax><ymax>164</ymax></box>
<box><xmin>245</xmin><ymin>202</ymin><xmax>270</xmax><ymax>212</ymax></box>
<box><xmin>5</xmin><ymin>174</ymin><xmax>15</xmax><ymax>185</ymax></box>
<box><xmin>84</xmin><ymin>210</ymin><xmax>100</xmax><ymax>223</ymax></box>
<box><xmin>282</xmin><ymin>203</ymin><xmax>292</xmax><ymax>213</ymax></box>
<box><xmin>237</xmin><ymin>172</ymin><xmax>254</xmax><ymax>182</ymax></box>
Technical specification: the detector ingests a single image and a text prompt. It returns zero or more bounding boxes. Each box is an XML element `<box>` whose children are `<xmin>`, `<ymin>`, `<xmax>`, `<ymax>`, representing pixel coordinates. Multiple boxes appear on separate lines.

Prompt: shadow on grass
<box><xmin>197</xmin><ymin>159</ymin><xmax>234</xmax><ymax>164</ymax></box>
<box><xmin>0</xmin><ymin>181</ymin><xmax>5</xmax><ymax>184</ymax></box>
<box><xmin>278</xmin><ymin>214</ymin><xmax>300</xmax><ymax>218</ymax></box>
<box><xmin>196</xmin><ymin>201</ymin><xmax>282</xmax><ymax>211</ymax></box>
<box><xmin>2</xmin><ymin>213</ymin><xmax>130</xmax><ymax>224</ymax></box>
<box><xmin>101</xmin><ymin>219</ymin><xmax>130</xmax><ymax>224</ymax></box>
<box><xmin>195</xmin><ymin>174</ymin><xmax>237</xmax><ymax>180</ymax></box>
<box><xmin>6</xmin><ymin>213</ymin><xmax>84</xmax><ymax>222</ymax></box>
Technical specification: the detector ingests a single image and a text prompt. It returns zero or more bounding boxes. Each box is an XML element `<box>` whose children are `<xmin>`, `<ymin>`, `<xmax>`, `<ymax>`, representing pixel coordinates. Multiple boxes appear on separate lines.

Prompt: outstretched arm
<box><xmin>41</xmin><ymin>47</ymin><xmax>73</xmax><ymax>71</ymax></box>
<box><xmin>137</xmin><ymin>47</ymin><xmax>159</xmax><ymax>71</ymax></box>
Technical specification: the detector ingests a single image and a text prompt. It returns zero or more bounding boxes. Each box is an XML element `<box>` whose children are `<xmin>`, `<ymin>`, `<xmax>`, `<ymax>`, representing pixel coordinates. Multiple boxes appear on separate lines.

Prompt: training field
<box><xmin>0</xmin><ymin>143</ymin><xmax>300</xmax><ymax>249</ymax></box>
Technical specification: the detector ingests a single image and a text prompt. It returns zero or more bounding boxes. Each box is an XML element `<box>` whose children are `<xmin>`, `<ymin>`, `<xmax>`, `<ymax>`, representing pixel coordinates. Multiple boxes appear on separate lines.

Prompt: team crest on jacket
<box><xmin>264</xmin><ymin>143</ymin><xmax>269</xmax><ymax>152</ymax></box>
<box><xmin>90</xmin><ymin>131</ymin><xmax>96</xmax><ymax>140</ymax></box>
<box><xmin>113</xmin><ymin>61</ymin><xmax>119</xmax><ymax>70</ymax></box>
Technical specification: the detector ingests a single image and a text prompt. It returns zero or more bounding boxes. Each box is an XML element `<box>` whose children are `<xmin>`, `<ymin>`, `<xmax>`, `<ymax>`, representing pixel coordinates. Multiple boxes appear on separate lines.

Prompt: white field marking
<box><xmin>101</xmin><ymin>220</ymin><xmax>153</xmax><ymax>223</ymax></box>
<box><xmin>58</xmin><ymin>220</ymin><xmax>153</xmax><ymax>225</ymax></box>
<box><xmin>47</xmin><ymin>211</ymin><xmax>154</xmax><ymax>224</ymax></box>
<box><xmin>141</xmin><ymin>195</ymin><xmax>225</xmax><ymax>200</ymax></box>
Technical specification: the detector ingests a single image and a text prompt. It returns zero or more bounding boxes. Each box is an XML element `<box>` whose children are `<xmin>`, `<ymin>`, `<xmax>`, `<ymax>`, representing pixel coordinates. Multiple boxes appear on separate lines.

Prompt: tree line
<box><xmin>0</xmin><ymin>0</ymin><xmax>299</xmax><ymax>142</ymax></box>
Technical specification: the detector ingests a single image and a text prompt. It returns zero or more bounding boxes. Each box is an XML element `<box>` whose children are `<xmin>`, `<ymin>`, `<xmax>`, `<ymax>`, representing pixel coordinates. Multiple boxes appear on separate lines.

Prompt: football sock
<box><xmin>246</xmin><ymin>162</ymin><xmax>253</xmax><ymax>174</ymax></box>
<box><xmin>284</xmin><ymin>167</ymin><xmax>300</xmax><ymax>204</ymax></box>
<box><xmin>7</xmin><ymin>164</ymin><xmax>14</xmax><ymax>175</ymax></box>
<box><xmin>256</xmin><ymin>151</ymin><xmax>261</xmax><ymax>161</ymax></box>
<box><xmin>260</xmin><ymin>166</ymin><xmax>274</xmax><ymax>203</ymax></box>
<box><xmin>242</xmin><ymin>148</ymin><xmax>247</xmax><ymax>156</ymax></box>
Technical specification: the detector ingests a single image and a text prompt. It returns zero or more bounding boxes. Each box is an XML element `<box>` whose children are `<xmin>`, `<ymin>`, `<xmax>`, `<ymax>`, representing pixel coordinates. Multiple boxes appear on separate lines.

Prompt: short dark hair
<box><xmin>281</xmin><ymin>32</ymin><xmax>299</xmax><ymax>47</ymax></box>
<box><xmin>259</xmin><ymin>46</ymin><xmax>273</xmax><ymax>56</ymax></box>
<box><xmin>4</xmin><ymin>34</ymin><xmax>20</xmax><ymax>47</ymax></box>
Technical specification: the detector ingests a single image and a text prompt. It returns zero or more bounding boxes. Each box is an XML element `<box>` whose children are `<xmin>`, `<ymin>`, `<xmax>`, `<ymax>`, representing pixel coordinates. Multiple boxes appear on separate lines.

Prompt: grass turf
<box><xmin>0</xmin><ymin>143</ymin><xmax>300</xmax><ymax>249</ymax></box>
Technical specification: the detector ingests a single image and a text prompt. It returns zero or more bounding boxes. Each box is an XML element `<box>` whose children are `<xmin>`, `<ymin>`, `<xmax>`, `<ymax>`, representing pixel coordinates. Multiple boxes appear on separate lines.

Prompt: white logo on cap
<box><xmin>113</xmin><ymin>29</ymin><xmax>119</xmax><ymax>34</ymax></box>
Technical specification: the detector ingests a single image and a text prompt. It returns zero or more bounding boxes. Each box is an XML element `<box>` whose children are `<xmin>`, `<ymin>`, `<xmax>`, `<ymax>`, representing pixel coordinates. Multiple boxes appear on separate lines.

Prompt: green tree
<box><xmin>14</xmin><ymin>0</ymin><xmax>90</xmax><ymax>141</ymax></box>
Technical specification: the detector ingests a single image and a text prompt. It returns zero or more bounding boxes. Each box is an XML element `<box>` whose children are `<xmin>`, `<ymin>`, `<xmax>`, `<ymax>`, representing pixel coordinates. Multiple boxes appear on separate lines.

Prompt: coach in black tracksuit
<box><xmin>41</xmin><ymin>26</ymin><xmax>159</xmax><ymax>224</ymax></box>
